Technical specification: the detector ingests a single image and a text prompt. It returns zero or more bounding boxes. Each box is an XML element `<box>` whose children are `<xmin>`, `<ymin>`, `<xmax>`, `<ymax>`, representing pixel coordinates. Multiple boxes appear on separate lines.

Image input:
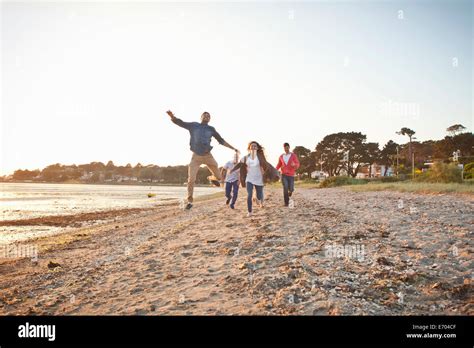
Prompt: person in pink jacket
<box><xmin>276</xmin><ymin>143</ymin><xmax>300</xmax><ymax>206</ymax></box>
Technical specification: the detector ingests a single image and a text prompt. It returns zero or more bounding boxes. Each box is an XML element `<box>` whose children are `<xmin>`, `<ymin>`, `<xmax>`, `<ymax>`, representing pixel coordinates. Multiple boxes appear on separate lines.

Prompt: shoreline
<box><xmin>0</xmin><ymin>180</ymin><xmax>213</xmax><ymax>187</ymax></box>
<box><xmin>0</xmin><ymin>187</ymin><xmax>472</xmax><ymax>315</ymax></box>
<box><xmin>0</xmin><ymin>191</ymin><xmax>222</xmax><ymax>246</ymax></box>
<box><xmin>0</xmin><ymin>207</ymin><xmax>158</xmax><ymax>228</ymax></box>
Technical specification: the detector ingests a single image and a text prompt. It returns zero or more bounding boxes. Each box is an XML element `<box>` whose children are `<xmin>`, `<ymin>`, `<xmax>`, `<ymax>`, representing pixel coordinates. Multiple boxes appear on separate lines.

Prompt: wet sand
<box><xmin>0</xmin><ymin>187</ymin><xmax>472</xmax><ymax>315</ymax></box>
<box><xmin>0</xmin><ymin>207</ymin><xmax>156</xmax><ymax>227</ymax></box>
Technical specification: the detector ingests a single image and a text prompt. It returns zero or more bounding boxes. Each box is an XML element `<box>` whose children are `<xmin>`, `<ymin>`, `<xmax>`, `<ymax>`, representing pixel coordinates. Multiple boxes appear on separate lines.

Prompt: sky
<box><xmin>1</xmin><ymin>0</ymin><xmax>472</xmax><ymax>175</ymax></box>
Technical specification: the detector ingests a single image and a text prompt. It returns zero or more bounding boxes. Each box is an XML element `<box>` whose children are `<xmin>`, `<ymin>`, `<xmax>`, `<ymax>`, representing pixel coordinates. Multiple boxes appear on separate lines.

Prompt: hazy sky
<box><xmin>1</xmin><ymin>0</ymin><xmax>472</xmax><ymax>175</ymax></box>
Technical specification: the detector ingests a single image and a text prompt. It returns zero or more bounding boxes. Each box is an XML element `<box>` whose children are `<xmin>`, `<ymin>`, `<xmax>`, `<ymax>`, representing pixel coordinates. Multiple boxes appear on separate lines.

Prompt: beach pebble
<box><xmin>403</xmin><ymin>241</ymin><xmax>417</xmax><ymax>249</ymax></box>
<box><xmin>130</xmin><ymin>287</ymin><xmax>144</xmax><ymax>294</ymax></box>
<box><xmin>377</xmin><ymin>257</ymin><xmax>393</xmax><ymax>266</ymax></box>
<box><xmin>47</xmin><ymin>261</ymin><xmax>61</xmax><ymax>269</ymax></box>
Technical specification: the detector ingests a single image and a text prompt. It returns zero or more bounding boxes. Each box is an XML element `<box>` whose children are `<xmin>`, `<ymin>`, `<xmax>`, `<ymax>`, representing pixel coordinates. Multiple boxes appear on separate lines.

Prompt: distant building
<box><xmin>311</xmin><ymin>171</ymin><xmax>328</xmax><ymax>179</ymax></box>
<box><xmin>111</xmin><ymin>175</ymin><xmax>138</xmax><ymax>182</ymax></box>
<box><xmin>357</xmin><ymin>164</ymin><xmax>394</xmax><ymax>178</ymax></box>
<box><xmin>80</xmin><ymin>171</ymin><xmax>93</xmax><ymax>180</ymax></box>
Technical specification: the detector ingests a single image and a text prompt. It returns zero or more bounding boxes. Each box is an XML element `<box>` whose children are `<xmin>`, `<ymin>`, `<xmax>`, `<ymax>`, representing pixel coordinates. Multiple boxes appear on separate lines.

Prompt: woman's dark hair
<box><xmin>247</xmin><ymin>141</ymin><xmax>268</xmax><ymax>170</ymax></box>
<box><xmin>247</xmin><ymin>141</ymin><xmax>263</xmax><ymax>152</ymax></box>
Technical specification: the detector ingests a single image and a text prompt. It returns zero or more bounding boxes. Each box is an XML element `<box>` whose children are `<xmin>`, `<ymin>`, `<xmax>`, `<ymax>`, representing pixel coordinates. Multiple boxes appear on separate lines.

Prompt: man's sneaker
<box><xmin>246</xmin><ymin>212</ymin><xmax>252</xmax><ymax>217</ymax></box>
<box><xmin>211</xmin><ymin>180</ymin><xmax>221</xmax><ymax>187</ymax></box>
<box><xmin>230</xmin><ymin>204</ymin><xmax>235</xmax><ymax>209</ymax></box>
<box><xmin>185</xmin><ymin>203</ymin><xmax>193</xmax><ymax>210</ymax></box>
<box><xmin>226</xmin><ymin>198</ymin><xmax>231</xmax><ymax>205</ymax></box>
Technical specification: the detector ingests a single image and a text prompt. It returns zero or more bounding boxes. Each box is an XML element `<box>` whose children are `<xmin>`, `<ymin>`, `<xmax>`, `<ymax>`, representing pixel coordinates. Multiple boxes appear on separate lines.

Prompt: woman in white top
<box><xmin>242</xmin><ymin>141</ymin><xmax>267</xmax><ymax>216</ymax></box>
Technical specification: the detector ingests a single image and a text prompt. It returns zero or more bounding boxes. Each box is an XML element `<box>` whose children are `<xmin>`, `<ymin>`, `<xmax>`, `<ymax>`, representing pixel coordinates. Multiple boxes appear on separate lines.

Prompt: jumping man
<box><xmin>165</xmin><ymin>110</ymin><xmax>239</xmax><ymax>210</ymax></box>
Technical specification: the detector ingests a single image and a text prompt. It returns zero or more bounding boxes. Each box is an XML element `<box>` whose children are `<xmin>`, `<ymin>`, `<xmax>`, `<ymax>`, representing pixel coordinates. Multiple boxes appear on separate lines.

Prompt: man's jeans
<box><xmin>246</xmin><ymin>182</ymin><xmax>264</xmax><ymax>213</ymax></box>
<box><xmin>225</xmin><ymin>180</ymin><xmax>239</xmax><ymax>208</ymax></box>
<box><xmin>187</xmin><ymin>153</ymin><xmax>221</xmax><ymax>203</ymax></box>
<box><xmin>281</xmin><ymin>174</ymin><xmax>295</xmax><ymax>205</ymax></box>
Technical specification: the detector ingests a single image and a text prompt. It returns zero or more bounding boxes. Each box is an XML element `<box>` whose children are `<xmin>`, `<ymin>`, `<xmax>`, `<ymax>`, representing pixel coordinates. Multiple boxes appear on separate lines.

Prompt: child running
<box><xmin>221</xmin><ymin>153</ymin><xmax>240</xmax><ymax>209</ymax></box>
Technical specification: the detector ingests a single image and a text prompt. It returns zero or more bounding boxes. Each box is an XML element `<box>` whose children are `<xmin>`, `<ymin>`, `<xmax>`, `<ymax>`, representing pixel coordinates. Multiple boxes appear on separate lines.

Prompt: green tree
<box><xmin>363</xmin><ymin>142</ymin><xmax>380</xmax><ymax>177</ymax></box>
<box><xmin>106</xmin><ymin>161</ymin><xmax>115</xmax><ymax>171</ymax></box>
<box><xmin>380</xmin><ymin>140</ymin><xmax>399</xmax><ymax>176</ymax></box>
<box><xmin>446</xmin><ymin>124</ymin><xmax>466</xmax><ymax>137</ymax></box>
<box><xmin>314</xmin><ymin>132</ymin><xmax>368</xmax><ymax>177</ymax></box>
<box><xmin>12</xmin><ymin>169</ymin><xmax>40</xmax><ymax>180</ymax></box>
<box><xmin>89</xmin><ymin>162</ymin><xmax>106</xmax><ymax>172</ymax></box>
<box><xmin>140</xmin><ymin>165</ymin><xmax>160</xmax><ymax>182</ymax></box>
<box><xmin>89</xmin><ymin>172</ymin><xmax>101</xmax><ymax>183</ymax></box>
<box><xmin>464</xmin><ymin>162</ymin><xmax>474</xmax><ymax>179</ymax></box>
<box><xmin>293</xmin><ymin>146</ymin><xmax>315</xmax><ymax>177</ymax></box>
<box><xmin>41</xmin><ymin>164</ymin><xmax>63</xmax><ymax>182</ymax></box>
<box><xmin>123</xmin><ymin>163</ymin><xmax>133</xmax><ymax>177</ymax></box>
<box><xmin>133</xmin><ymin>163</ymin><xmax>143</xmax><ymax>178</ymax></box>
<box><xmin>396</xmin><ymin>127</ymin><xmax>416</xmax><ymax>164</ymax></box>
<box><xmin>433</xmin><ymin>132</ymin><xmax>474</xmax><ymax>162</ymax></box>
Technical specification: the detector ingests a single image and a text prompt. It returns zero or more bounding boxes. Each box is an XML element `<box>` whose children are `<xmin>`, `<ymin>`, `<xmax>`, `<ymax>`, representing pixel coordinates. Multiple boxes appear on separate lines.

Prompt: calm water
<box><xmin>0</xmin><ymin>183</ymin><xmax>220</xmax><ymax>244</ymax></box>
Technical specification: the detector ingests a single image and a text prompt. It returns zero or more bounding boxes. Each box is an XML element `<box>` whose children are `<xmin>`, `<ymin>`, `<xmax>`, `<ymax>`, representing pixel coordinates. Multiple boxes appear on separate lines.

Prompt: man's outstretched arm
<box><xmin>165</xmin><ymin>110</ymin><xmax>192</xmax><ymax>130</ymax></box>
<box><xmin>223</xmin><ymin>141</ymin><xmax>240</xmax><ymax>153</ymax></box>
<box><xmin>212</xmin><ymin>129</ymin><xmax>239</xmax><ymax>153</ymax></box>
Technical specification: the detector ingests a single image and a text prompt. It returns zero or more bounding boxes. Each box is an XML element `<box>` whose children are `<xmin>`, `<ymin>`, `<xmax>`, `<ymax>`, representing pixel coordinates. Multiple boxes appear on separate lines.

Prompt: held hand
<box><xmin>235</xmin><ymin>149</ymin><xmax>240</xmax><ymax>155</ymax></box>
<box><xmin>166</xmin><ymin>110</ymin><xmax>175</xmax><ymax>118</ymax></box>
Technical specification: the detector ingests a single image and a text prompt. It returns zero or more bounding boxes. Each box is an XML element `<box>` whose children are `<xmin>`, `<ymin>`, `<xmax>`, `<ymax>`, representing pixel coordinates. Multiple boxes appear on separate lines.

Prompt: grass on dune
<box><xmin>267</xmin><ymin>180</ymin><xmax>322</xmax><ymax>189</ymax></box>
<box><xmin>346</xmin><ymin>181</ymin><xmax>474</xmax><ymax>194</ymax></box>
<box><xmin>262</xmin><ymin>178</ymin><xmax>473</xmax><ymax>194</ymax></box>
<box><xmin>272</xmin><ymin>178</ymin><xmax>473</xmax><ymax>194</ymax></box>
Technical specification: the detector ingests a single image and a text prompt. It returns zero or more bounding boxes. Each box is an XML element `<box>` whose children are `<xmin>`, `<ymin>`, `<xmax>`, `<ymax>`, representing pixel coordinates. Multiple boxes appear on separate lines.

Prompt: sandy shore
<box><xmin>0</xmin><ymin>207</ymin><xmax>157</xmax><ymax>228</ymax></box>
<box><xmin>0</xmin><ymin>187</ymin><xmax>472</xmax><ymax>315</ymax></box>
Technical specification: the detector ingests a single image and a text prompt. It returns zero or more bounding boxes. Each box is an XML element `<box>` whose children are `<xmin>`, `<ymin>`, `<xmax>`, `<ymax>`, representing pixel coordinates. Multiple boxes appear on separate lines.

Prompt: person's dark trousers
<box><xmin>281</xmin><ymin>174</ymin><xmax>295</xmax><ymax>206</ymax></box>
<box><xmin>225</xmin><ymin>180</ymin><xmax>239</xmax><ymax>208</ymax></box>
<box><xmin>246</xmin><ymin>182</ymin><xmax>264</xmax><ymax>213</ymax></box>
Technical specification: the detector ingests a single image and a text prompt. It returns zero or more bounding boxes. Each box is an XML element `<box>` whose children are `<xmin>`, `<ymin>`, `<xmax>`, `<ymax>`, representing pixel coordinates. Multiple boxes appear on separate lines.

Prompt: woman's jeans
<box><xmin>246</xmin><ymin>182</ymin><xmax>264</xmax><ymax>213</ymax></box>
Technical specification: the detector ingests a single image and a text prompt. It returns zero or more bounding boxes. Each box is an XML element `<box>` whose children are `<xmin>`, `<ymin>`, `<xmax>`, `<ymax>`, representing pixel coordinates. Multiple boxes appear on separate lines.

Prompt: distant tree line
<box><xmin>5</xmin><ymin>124</ymin><xmax>473</xmax><ymax>182</ymax></box>
<box><xmin>293</xmin><ymin>124</ymin><xmax>473</xmax><ymax>178</ymax></box>
<box><xmin>8</xmin><ymin>161</ymin><xmax>213</xmax><ymax>185</ymax></box>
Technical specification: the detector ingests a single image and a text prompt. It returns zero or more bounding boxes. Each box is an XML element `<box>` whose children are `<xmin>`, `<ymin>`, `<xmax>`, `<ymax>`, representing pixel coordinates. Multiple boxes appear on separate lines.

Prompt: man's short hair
<box><xmin>283</xmin><ymin>142</ymin><xmax>290</xmax><ymax>147</ymax></box>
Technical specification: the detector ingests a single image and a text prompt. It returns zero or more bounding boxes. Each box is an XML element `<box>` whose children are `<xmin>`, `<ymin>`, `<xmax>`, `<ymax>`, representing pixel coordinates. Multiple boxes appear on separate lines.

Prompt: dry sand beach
<box><xmin>0</xmin><ymin>187</ymin><xmax>472</xmax><ymax>315</ymax></box>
